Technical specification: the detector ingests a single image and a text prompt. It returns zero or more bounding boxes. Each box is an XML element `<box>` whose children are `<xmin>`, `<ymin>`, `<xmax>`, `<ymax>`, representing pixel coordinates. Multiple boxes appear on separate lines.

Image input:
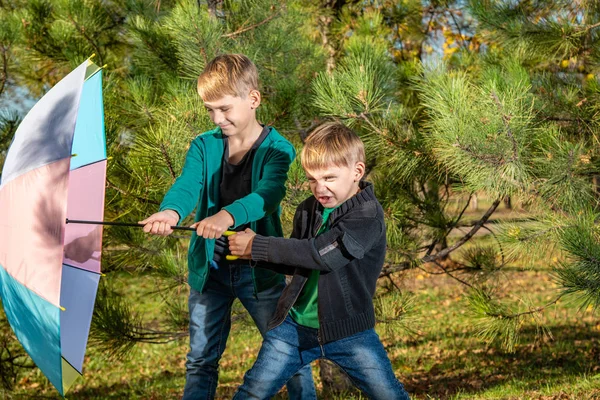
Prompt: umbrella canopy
<box><xmin>0</xmin><ymin>59</ymin><xmax>106</xmax><ymax>395</ymax></box>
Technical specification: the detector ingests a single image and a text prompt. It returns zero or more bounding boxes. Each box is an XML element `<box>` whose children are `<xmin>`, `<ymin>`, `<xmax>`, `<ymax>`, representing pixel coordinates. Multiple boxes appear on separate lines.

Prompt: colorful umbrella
<box><xmin>0</xmin><ymin>58</ymin><xmax>106</xmax><ymax>395</ymax></box>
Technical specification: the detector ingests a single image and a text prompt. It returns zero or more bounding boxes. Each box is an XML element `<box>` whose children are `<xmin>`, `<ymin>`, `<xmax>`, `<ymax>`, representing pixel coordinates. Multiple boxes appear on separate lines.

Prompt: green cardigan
<box><xmin>159</xmin><ymin>126</ymin><xmax>296</xmax><ymax>293</ymax></box>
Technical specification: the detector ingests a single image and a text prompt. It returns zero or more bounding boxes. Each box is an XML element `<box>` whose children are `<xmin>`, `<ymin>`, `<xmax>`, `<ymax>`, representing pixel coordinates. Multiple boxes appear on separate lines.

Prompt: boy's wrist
<box><xmin>251</xmin><ymin>235</ymin><xmax>270</xmax><ymax>262</ymax></box>
<box><xmin>163</xmin><ymin>209</ymin><xmax>180</xmax><ymax>223</ymax></box>
<box><xmin>222</xmin><ymin>202</ymin><xmax>246</xmax><ymax>228</ymax></box>
<box><xmin>218</xmin><ymin>209</ymin><xmax>235</xmax><ymax>227</ymax></box>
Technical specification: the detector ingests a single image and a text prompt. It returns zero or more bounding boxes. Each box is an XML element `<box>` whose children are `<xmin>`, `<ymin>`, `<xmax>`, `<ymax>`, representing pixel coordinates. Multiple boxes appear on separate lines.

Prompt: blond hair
<box><xmin>301</xmin><ymin>122</ymin><xmax>365</xmax><ymax>171</ymax></box>
<box><xmin>197</xmin><ymin>54</ymin><xmax>259</xmax><ymax>101</ymax></box>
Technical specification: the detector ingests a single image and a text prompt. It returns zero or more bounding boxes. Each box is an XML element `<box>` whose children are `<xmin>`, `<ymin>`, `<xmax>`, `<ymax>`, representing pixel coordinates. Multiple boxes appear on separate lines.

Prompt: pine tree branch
<box><xmin>423</xmin><ymin>7</ymin><xmax>436</xmax><ymax>36</ymax></box>
<box><xmin>66</xmin><ymin>14</ymin><xmax>104</xmax><ymax>66</ymax></box>
<box><xmin>432</xmin><ymin>259</ymin><xmax>475</xmax><ymax>289</ymax></box>
<box><xmin>295</xmin><ymin>117</ymin><xmax>322</xmax><ymax>141</ymax></box>
<box><xmin>424</xmin><ymin>193</ymin><xmax>474</xmax><ymax>257</ymax></box>
<box><xmin>582</xmin><ymin>21</ymin><xmax>600</xmax><ymax>33</ymax></box>
<box><xmin>490</xmin><ymin>91</ymin><xmax>519</xmax><ymax>163</ymax></box>
<box><xmin>419</xmin><ymin>263</ymin><xmax>468</xmax><ymax>275</ymax></box>
<box><xmin>129</xmin><ymin>329</ymin><xmax>187</xmax><ymax>343</ymax></box>
<box><xmin>481</xmin><ymin>224</ymin><xmax>506</xmax><ymax>267</ymax></box>
<box><xmin>142</xmin><ymin>105</ymin><xmax>156</xmax><ymax>123</ymax></box>
<box><xmin>422</xmin><ymin>199</ymin><xmax>502</xmax><ymax>263</ymax></box>
<box><xmin>380</xmin><ymin>261</ymin><xmax>412</xmax><ymax>275</ymax></box>
<box><xmin>133</xmin><ymin>27</ymin><xmax>178</xmax><ymax>72</ymax></box>
<box><xmin>448</xmin><ymin>193</ymin><xmax>473</xmax><ymax>232</ymax></box>
<box><xmin>446</xmin><ymin>8</ymin><xmax>467</xmax><ymax>51</ymax></box>
<box><xmin>159</xmin><ymin>142</ymin><xmax>178</xmax><ymax>180</ymax></box>
<box><xmin>199</xmin><ymin>46</ymin><xmax>208</xmax><ymax>65</ymax></box>
<box><xmin>455</xmin><ymin>216</ymin><xmax>537</xmax><ymax>227</ymax></box>
<box><xmin>380</xmin><ymin>274</ymin><xmax>401</xmax><ymax>290</ymax></box>
<box><xmin>514</xmin><ymin>226</ymin><xmax>560</xmax><ymax>242</ymax></box>
<box><xmin>223</xmin><ymin>8</ymin><xmax>283</xmax><ymax>39</ymax></box>
<box><xmin>543</xmin><ymin>116</ymin><xmax>594</xmax><ymax>124</ymax></box>
<box><xmin>106</xmin><ymin>179</ymin><xmax>161</xmax><ymax>205</ymax></box>
<box><xmin>566</xmin><ymin>148</ymin><xmax>575</xmax><ymax>178</ymax></box>
<box><xmin>455</xmin><ymin>141</ymin><xmax>507</xmax><ymax>166</ymax></box>
<box><xmin>358</xmin><ymin>111</ymin><xmax>382</xmax><ymax>134</ymax></box>
<box><xmin>488</xmin><ymin>294</ymin><xmax>565</xmax><ymax>320</ymax></box>
<box><xmin>357</xmin><ymin>112</ymin><xmax>397</xmax><ymax>147</ymax></box>
<box><xmin>266</xmin><ymin>109</ymin><xmax>287</xmax><ymax>127</ymax></box>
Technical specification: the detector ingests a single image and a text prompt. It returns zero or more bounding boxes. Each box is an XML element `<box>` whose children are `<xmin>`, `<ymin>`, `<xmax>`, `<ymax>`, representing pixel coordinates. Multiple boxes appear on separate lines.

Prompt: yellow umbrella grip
<box><xmin>223</xmin><ymin>230</ymin><xmax>239</xmax><ymax>260</ymax></box>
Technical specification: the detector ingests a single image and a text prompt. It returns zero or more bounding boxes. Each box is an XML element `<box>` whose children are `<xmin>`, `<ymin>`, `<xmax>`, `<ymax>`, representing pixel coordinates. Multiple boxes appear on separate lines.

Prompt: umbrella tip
<box><xmin>60</xmin><ymin>306</ymin><xmax>66</xmax><ymax>311</ymax></box>
<box><xmin>102</xmin><ymin>64</ymin><xmax>108</xmax><ymax>69</ymax></box>
<box><xmin>90</xmin><ymin>53</ymin><xmax>96</xmax><ymax>59</ymax></box>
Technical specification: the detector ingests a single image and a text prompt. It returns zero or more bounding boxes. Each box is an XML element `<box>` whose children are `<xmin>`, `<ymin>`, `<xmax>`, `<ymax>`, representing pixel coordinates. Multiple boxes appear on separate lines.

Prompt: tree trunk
<box><xmin>470</xmin><ymin>194</ymin><xmax>478</xmax><ymax>211</ymax></box>
<box><xmin>593</xmin><ymin>175</ymin><xmax>600</xmax><ymax>196</ymax></box>
<box><xmin>318</xmin><ymin>15</ymin><xmax>336</xmax><ymax>73</ymax></box>
<box><xmin>319</xmin><ymin>359</ymin><xmax>354</xmax><ymax>395</ymax></box>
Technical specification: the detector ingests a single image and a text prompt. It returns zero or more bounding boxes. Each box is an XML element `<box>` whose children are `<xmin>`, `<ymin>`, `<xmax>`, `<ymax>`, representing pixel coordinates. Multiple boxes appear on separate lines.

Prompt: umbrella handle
<box><xmin>221</xmin><ymin>231</ymin><xmax>239</xmax><ymax>261</ymax></box>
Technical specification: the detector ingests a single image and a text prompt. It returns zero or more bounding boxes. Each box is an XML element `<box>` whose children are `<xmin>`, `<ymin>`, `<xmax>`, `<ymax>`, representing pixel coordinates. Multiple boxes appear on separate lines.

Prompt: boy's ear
<box><xmin>249</xmin><ymin>89</ymin><xmax>261</xmax><ymax>109</ymax></box>
<box><xmin>354</xmin><ymin>161</ymin><xmax>366</xmax><ymax>181</ymax></box>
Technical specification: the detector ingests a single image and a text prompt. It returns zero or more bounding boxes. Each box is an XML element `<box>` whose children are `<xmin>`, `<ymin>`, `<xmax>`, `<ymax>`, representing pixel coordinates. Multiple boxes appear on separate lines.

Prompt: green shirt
<box><xmin>289</xmin><ymin>206</ymin><xmax>336</xmax><ymax>328</ymax></box>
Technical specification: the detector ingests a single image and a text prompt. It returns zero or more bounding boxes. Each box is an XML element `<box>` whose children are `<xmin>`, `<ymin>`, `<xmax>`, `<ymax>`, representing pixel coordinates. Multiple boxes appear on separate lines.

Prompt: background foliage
<box><xmin>1</xmin><ymin>0</ymin><xmax>600</xmax><ymax>398</ymax></box>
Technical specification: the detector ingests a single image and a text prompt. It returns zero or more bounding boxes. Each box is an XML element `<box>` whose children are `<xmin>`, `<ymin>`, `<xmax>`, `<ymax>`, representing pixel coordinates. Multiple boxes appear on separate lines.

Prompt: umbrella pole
<box><xmin>65</xmin><ymin>218</ymin><xmax>196</xmax><ymax>231</ymax></box>
<box><xmin>65</xmin><ymin>220</ymin><xmax>240</xmax><ymax>260</ymax></box>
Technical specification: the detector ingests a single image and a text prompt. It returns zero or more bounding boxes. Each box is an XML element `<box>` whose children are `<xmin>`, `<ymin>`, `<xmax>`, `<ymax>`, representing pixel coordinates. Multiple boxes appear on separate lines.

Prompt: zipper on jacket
<box><xmin>313</xmin><ymin>199</ymin><xmax>325</xmax><ymax>348</ymax></box>
<box><xmin>269</xmin><ymin>277</ymin><xmax>309</xmax><ymax>331</ymax></box>
<box><xmin>311</xmin><ymin>200</ymin><xmax>322</xmax><ymax>237</ymax></box>
<box><xmin>317</xmin><ymin>328</ymin><xmax>325</xmax><ymax>357</ymax></box>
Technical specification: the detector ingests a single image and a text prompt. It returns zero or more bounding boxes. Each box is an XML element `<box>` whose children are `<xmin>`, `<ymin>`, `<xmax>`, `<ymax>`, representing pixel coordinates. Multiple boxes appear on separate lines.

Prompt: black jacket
<box><xmin>251</xmin><ymin>181</ymin><xmax>386</xmax><ymax>344</ymax></box>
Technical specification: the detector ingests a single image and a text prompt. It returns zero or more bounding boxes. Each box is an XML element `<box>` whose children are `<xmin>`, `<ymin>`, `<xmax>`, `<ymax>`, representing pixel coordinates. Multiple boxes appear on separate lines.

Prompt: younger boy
<box><xmin>228</xmin><ymin>122</ymin><xmax>411</xmax><ymax>400</ymax></box>
<box><xmin>140</xmin><ymin>54</ymin><xmax>315</xmax><ymax>400</ymax></box>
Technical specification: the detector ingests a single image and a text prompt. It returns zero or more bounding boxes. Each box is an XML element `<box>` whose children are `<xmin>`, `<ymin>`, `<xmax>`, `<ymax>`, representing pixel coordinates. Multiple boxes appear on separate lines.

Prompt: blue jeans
<box><xmin>182</xmin><ymin>264</ymin><xmax>316</xmax><ymax>400</ymax></box>
<box><xmin>233</xmin><ymin>316</ymin><xmax>410</xmax><ymax>400</ymax></box>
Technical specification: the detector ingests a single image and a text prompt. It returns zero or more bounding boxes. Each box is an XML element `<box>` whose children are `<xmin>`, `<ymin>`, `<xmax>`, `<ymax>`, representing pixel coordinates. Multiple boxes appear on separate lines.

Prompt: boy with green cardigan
<box><xmin>140</xmin><ymin>54</ymin><xmax>315</xmax><ymax>400</ymax></box>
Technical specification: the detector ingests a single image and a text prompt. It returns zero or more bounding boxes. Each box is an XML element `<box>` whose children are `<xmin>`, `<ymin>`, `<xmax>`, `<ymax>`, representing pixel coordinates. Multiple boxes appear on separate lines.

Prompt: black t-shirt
<box><xmin>213</xmin><ymin>126</ymin><xmax>271</xmax><ymax>263</ymax></box>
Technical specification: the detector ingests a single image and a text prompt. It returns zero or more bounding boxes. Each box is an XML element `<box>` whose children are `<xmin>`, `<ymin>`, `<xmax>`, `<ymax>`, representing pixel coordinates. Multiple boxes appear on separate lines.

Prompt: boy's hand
<box><xmin>191</xmin><ymin>210</ymin><xmax>234</xmax><ymax>239</ymax></box>
<box><xmin>228</xmin><ymin>228</ymin><xmax>256</xmax><ymax>259</ymax></box>
<box><xmin>139</xmin><ymin>210</ymin><xmax>180</xmax><ymax>236</ymax></box>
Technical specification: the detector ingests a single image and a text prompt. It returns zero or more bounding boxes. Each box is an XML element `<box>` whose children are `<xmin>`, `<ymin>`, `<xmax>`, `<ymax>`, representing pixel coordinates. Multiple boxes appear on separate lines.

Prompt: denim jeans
<box><xmin>182</xmin><ymin>264</ymin><xmax>316</xmax><ymax>400</ymax></box>
<box><xmin>233</xmin><ymin>316</ymin><xmax>410</xmax><ymax>400</ymax></box>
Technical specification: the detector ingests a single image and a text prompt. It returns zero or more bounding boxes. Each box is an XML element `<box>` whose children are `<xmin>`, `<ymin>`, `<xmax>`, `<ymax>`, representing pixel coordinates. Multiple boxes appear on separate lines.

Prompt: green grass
<box><xmin>395</xmin><ymin>268</ymin><xmax>600</xmax><ymax>399</ymax></box>
<box><xmin>5</xmin><ymin>265</ymin><xmax>600</xmax><ymax>400</ymax></box>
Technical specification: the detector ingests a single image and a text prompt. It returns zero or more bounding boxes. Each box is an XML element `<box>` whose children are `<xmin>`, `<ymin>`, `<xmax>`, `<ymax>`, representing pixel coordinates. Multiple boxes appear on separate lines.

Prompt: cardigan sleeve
<box><xmin>159</xmin><ymin>138</ymin><xmax>205</xmax><ymax>222</ymax></box>
<box><xmin>251</xmin><ymin>203</ymin><xmax>384</xmax><ymax>273</ymax></box>
<box><xmin>223</xmin><ymin>141</ymin><xmax>295</xmax><ymax>228</ymax></box>
<box><xmin>250</xmin><ymin>205</ymin><xmax>305</xmax><ymax>276</ymax></box>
